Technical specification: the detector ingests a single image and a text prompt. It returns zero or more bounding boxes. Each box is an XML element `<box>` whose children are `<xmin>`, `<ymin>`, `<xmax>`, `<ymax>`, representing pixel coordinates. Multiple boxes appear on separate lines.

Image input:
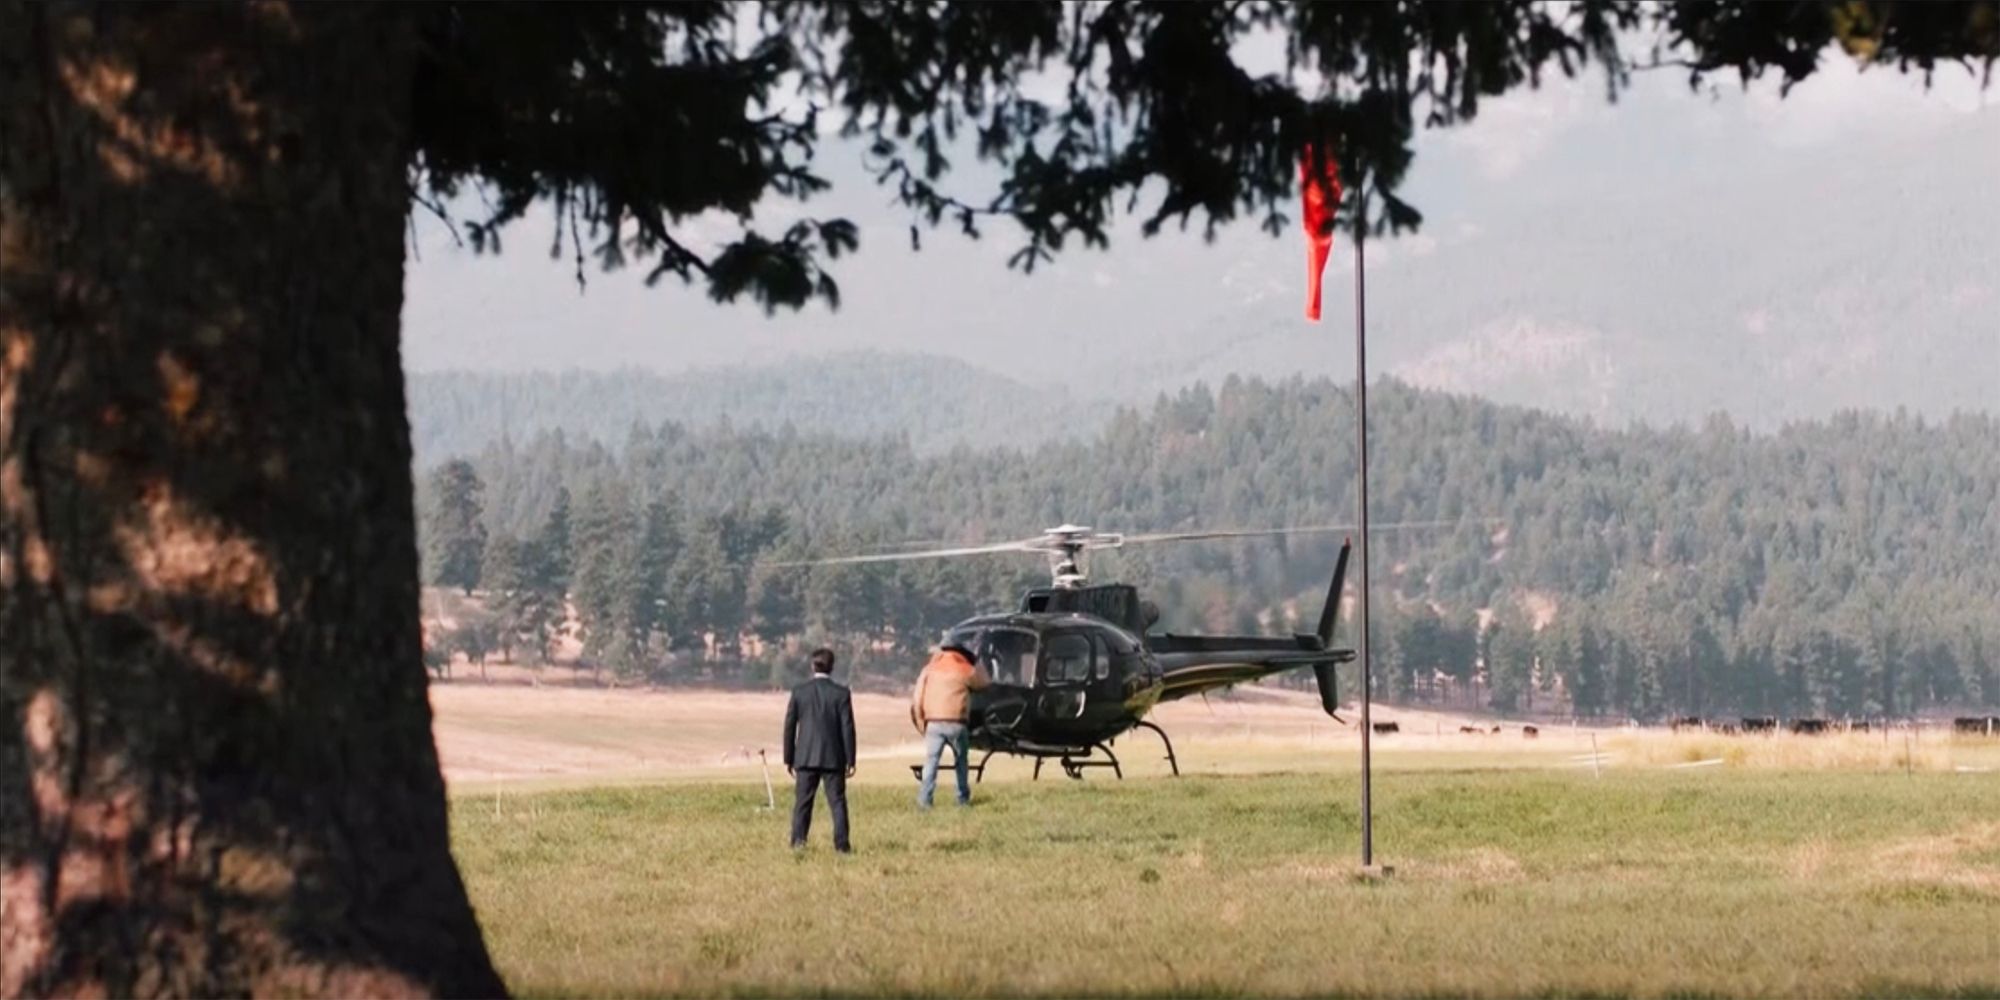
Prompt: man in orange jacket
<box><xmin>911</xmin><ymin>642</ymin><xmax>991</xmax><ymax>808</ymax></box>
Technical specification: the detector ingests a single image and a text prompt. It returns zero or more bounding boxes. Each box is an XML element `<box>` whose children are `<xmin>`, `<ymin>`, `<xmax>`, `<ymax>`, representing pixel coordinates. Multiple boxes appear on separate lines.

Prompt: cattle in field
<box><xmin>1372</xmin><ymin>721</ymin><xmax>1400</xmax><ymax>735</ymax></box>
<box><xmin>1671</xmin><ymin>716</ymin><xmax>1706</xmax><ymax>732</ymax></box>
<box><xmin>1716</xmin><ymin>724</ymin><xmax>1740</xmax><ymax>735</ymax></box>
<box><xmin>1954</xmin><ymin>716</ymin><xmax>2000</xmax><ymax>735</ymax></box>
<box><xmin>1522</xmin><ymin>725</ymin><xmax>1539</xmax><ymax>739</ymax></box>
<box><xmin>1847</xmin><ymin>719</ymin><xmax>1870</xmax><ymax>733</ymax></box>
<box><xmin>1459</xmin><ymin>725</ymin><xmax>1480</xmax><ymax>734</ymax></box>
<box><xmin>1742</xmin><ymin>717</ymin><xmax>1777</xmax><ymax>733</ymax></box>
<box><xmin>1788</xmin><ymin>718</ymin><xmax>1830</xmax><ymax>735</ymax></box>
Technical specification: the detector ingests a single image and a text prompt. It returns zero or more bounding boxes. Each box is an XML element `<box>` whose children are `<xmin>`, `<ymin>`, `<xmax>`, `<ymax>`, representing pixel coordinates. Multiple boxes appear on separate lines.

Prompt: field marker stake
<box><xmin>1590</xmin><ymin>733</ymin><xmax>1601</xmax><ymax>780</ymax></box>
<box><xmin>757</xmin><ymin>749</ymin><xmax>776</xmax><ymax>810</ymax></box>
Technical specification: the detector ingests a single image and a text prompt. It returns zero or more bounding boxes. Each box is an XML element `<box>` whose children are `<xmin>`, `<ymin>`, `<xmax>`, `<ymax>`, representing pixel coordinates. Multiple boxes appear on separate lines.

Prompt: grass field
<box><xmin>452</xmin><ymin>763</ymin><xmax>2000</xmax><ymax>997</ymax></box>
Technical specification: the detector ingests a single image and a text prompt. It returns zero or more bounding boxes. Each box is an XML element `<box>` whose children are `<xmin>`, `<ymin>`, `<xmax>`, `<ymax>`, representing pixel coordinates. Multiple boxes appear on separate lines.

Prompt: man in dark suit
<box><xmin>783</xmin><ymin>647</ymin><xmax>857</xmax><ymax>852</ymax></box>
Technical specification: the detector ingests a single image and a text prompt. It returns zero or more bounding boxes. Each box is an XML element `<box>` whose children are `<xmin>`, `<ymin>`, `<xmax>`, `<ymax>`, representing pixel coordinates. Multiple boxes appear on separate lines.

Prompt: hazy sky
<box><xmin>401</xmin><ymin>54</ymin><xmax>1997</xmax><ymax>420</ymax></box>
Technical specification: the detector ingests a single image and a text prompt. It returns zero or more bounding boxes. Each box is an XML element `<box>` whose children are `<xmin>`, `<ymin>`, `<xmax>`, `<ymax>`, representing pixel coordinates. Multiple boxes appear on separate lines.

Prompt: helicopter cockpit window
<box><xmin>944</xmin><ymin>627</ymin><xmax>1039</xmax><ymax>686</ymax></box>
<box><xmin>1090</xmin><ymin>635</ymin><xmax>1111</xmax><ymax>680</ymax></box>
<box><xmin>1043</xmin><ymin>633</ymin><xmax>1092</xmax><ymax>685</ymax></box>
<box><xmin>982</xmin><ymin>630</ymin><xmax>1039</xmax><ymax>686</ymax></box>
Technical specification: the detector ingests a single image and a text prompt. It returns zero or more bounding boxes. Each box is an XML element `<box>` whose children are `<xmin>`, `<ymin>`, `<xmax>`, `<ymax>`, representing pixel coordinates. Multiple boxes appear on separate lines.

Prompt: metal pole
<box><xmin>1354</xmin><ymin>218</ymin><xmax>1373</xmax><ymax>868</ymax></box>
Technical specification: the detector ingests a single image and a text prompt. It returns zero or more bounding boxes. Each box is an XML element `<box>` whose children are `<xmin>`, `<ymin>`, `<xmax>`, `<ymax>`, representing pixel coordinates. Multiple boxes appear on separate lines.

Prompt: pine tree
<box><xmin>422</xmin><ymin>460</ymin><xmax>488</xmax><ymax>594</ymax></box>
<box><xmin>1487</xmin><ymin>607</ymin><xmax>1536</xmax><ymax>714</ymax></box>
<box><xmin>571</xmin><ymin>478</ymin><xmax>639</xmax><ymax>676</ymax></box>
<box><xmin>667</xmin><ymin>526</ymin><xmax>729</xmax><ymax>667</ymax></box>
<box><xmin>450</xmin><ymin>619</ymin><xmax>495</xmax><ymax>683</ymax></box>
<box><xmin>536</xmin><ymin>485</ymin><xmax>574</xmax><ymax>596</ymax></box>
<box><xmin>623</xmin><ymin>496</ymin><xmax>685</xmax><ymax>676</ymax></box>
<box><xmin>479</xmin><ymin>535</ymin><xmax>516</xmax><ymax>658</ymax></box>
<box><xmin>750</xmin><ymin>536</ymin><xmax>809</xmax><ymax>652</ymax></box>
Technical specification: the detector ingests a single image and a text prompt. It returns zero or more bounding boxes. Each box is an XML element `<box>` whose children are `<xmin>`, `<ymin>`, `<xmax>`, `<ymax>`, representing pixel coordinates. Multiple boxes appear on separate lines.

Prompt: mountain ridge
<box><xmin>409</xmin><ymin>331</ymin><xmax>1997</xmax><ymax>467</ymax></box>
<box><xmin>408</xmin><ymin>352</ymin><xmax>1117</xmax><ymax>463</ymax></box>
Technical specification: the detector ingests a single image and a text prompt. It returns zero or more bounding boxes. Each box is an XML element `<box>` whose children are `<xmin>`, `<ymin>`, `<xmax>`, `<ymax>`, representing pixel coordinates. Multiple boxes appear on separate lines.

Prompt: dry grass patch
<box><xmin>1602</xmin><ymin>729</ymin><xmax>1994</xmax><ymax>772</ymax></box>
<box><xmin>1866</xmin><ymin>821</ymin><xmax>2000</xmax><ymax>897</ymax></box>
<box><xmin>1788</xmin><ymin>836</ymin><xmax>1836</xmax><ymax>880</ymax></box>
<box><xmin>1431</xmin><ymin>846</ymin><xmax>1528</xmax><ymax>883</ymax></box>
<box><xmin>430</xmin><ymin>683</ymin><xmax>2000</xmax><ymax>801</ymax></box>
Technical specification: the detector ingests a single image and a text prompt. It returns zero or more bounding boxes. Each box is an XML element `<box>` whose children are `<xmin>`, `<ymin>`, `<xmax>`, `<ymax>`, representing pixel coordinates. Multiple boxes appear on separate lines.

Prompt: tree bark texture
<box><xmin>1</xmin><ymin>4</ymin><xmax>504</xmax><ymax>996</ymax></box>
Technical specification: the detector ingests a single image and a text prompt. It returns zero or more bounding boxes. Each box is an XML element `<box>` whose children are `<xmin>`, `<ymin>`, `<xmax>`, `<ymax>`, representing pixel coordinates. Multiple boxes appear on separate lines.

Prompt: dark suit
<box><xmin>783</xmin><ymin>674</ymin><xmax>857</xmax><ymax>851</ymax></box>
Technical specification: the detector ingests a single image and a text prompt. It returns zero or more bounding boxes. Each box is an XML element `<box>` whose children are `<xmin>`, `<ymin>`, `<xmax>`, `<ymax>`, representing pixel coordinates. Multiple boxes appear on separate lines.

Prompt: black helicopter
<box><xmin>782</xmin><ymin>523</ymin><xmax>1361</xmax><ymax>780</ymax></box>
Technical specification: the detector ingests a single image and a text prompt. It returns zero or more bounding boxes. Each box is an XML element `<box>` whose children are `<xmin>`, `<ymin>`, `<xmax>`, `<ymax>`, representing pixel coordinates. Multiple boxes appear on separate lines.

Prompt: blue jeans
<box><xmin>919</xmin><ymin>721</ymin><xmax>971</xmax><ymax>808</ymax></box>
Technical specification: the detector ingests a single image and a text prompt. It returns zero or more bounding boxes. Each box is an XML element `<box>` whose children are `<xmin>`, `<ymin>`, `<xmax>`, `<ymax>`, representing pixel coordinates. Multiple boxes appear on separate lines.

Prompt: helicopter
<box><xmin>779</xmin><ymin>523</ymin><xmax>1367</xmax><ymax>780</ymax></box>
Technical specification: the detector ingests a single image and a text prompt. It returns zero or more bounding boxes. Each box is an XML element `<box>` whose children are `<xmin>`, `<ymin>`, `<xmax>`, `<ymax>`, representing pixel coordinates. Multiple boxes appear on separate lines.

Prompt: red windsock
<box><xmin>1300</xmin><ymin>143</ymin><xmax>1341</xmax><ymax>321</ymax></box>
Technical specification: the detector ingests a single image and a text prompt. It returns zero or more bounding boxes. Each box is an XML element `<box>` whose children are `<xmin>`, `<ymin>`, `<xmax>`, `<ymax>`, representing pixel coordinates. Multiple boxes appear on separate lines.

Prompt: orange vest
<box><xmin>911</xmin><ymin>650</ymin><xmax>990</xmax><ymax>730</ymax></box>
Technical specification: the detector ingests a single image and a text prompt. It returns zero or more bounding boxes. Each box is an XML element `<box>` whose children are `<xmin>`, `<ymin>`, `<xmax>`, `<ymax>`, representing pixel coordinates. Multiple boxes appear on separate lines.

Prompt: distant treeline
<box><xmin>417</xmin><ymin>376</ymin><xmax>2000</xmax><ymax>719</ymax></box>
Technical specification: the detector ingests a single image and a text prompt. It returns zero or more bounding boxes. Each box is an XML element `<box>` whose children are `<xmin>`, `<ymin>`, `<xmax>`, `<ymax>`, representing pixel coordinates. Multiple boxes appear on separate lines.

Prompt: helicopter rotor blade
<box><xmin>763</xmin><ymin>517</ymin><xmax>1502</xmax><ymax>570</ymax></box>
<box><xmin>763</xmin><ymin>537</ymin><xmax>1045</xmax><ymax>569</ymax></box>
<box><xmin>1119</xmin><ymin>518</ymin><xmax>1490</xmax><ymax>546</ymax></box>
<box><xmin>857</xmin><ymin>538</ymin><xmax>955</xmax><ymax>552</ymax></box>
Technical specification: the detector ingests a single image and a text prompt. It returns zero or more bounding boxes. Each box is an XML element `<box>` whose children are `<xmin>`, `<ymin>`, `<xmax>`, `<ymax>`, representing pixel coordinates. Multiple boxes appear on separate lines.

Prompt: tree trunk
<box><xmin>1</xmin><ymin>5</ymin><xmax>504</xmax><ymax>996</ymax></box>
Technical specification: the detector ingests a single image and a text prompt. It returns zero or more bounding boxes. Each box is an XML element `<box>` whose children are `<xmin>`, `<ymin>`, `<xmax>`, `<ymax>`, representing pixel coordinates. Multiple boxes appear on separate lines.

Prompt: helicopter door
<box><xmin>1037</xmin><ymin>631</ymin><xmax>1092</xmax><ymax>721</ymax></box>
<box><xmin>945</xmin><ymin>627</ymin><xmax>1037</xmax><ymax>731</ymax></box>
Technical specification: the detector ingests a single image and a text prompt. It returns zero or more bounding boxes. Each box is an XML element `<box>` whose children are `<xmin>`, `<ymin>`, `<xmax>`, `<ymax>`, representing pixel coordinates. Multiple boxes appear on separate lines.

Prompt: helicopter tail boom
<box><xmin>1149</xmin><ymin>541</ymin><xmax>1357</xmax><ymax>716</ymax></box>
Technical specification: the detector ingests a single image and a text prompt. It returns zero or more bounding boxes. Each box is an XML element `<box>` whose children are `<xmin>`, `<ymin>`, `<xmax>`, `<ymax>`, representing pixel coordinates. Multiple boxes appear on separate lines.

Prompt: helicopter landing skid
<box><xmin>906</xmin><ymin>746</ymin><xmax>994</xmax><ymax>783</ymax></box>
<box><xmin>1031</xmin><ymin>743</ymin><xmax>1123</xmax><ymax>781</ymax></box>
<box><xmin>1132</xmin><ymin>720</ymin><xmax>1181</xmax><ymax>777</ymax></box>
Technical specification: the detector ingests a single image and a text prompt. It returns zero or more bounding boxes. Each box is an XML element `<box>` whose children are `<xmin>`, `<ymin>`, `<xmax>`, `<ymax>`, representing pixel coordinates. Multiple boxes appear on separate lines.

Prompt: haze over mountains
<box><xmin>1180</xmin><ymin>111</ymin><xmax>2000</xmax><ymax>427</ymax></box>
<box><xmin>403</xmin><ymin>64</ymin><xmax>1998</xmax><ymax>446</ymax></box>
<box><xmin>409</xmin><ymin>354</ymin><xmax>1110</xmax><ymax>460</ymax></box>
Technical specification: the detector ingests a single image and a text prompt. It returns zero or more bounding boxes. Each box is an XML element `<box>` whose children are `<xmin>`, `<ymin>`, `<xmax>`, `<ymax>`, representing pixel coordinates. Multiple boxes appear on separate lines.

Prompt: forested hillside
<box><xmin>408</xmin><ymin>352</ymin><xmax>1111</xmax><ymax>461</ymax></box>
<box><xmin>417</xmin><ymin>377</ymin><xmax>2000</xmax><ymax>720</ymax></box>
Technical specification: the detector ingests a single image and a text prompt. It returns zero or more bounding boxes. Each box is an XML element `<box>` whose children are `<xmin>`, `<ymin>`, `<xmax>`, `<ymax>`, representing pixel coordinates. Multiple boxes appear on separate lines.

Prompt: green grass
<box><xmin>453</xmin><ymin>768</ymin><xmax>2000</xmax><ymax>998</ymax></box>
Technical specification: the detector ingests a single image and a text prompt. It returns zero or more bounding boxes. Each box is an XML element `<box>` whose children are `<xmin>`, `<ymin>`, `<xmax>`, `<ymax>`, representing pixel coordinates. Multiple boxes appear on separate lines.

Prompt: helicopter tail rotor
<box><xmin>1317</xmin><ymin>540</ymin><xmax>1352</xmax><ymax>648</ymax></box>
<box><xmin>1312</xmin><ymin>540</ymin><xmax>1354</xmax><ymax>721</ymax></box>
